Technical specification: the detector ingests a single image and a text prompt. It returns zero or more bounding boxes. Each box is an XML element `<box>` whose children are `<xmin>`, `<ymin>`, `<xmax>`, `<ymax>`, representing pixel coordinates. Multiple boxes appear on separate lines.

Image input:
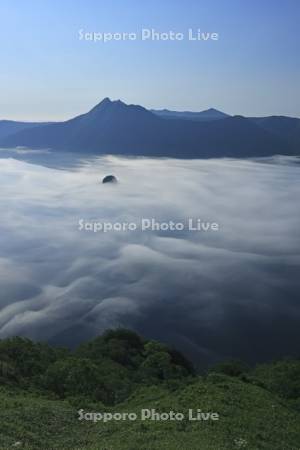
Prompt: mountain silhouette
<box><xmin>151</xmin><ymin>107</ymin><xmax>230</xmax><ymax>121</ymax></box>
<box><xmin>0</xmin><ymin>120</ymin><xmax>51</xmax><ymax>140</ymax></box>
<box><xmin>0</xmin><ymin>98</ymin><xmax>299</xmax><ymax>158</ymax></box>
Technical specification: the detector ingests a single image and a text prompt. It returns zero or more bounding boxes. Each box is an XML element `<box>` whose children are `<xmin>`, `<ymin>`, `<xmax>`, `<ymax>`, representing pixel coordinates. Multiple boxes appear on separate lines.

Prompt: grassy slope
<box><xmin>0</xmin><ymin>374</ymin><xmax>300</xmax><ymax>450</ymax></box>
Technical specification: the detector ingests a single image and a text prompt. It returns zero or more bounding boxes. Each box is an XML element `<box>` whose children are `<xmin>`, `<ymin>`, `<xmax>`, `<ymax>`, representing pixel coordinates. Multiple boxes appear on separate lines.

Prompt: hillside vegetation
<box><xmin>0</xmin><ymin>329</ymin><xmax>299</xmax><ymax>449</ymax></box>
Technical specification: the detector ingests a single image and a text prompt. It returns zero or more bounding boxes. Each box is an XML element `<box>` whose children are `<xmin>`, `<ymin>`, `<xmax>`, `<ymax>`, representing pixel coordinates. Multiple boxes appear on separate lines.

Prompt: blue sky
<box><xmin>0</xmin><ymin>0</ymin><xmax>299</xmax><ymax>120</ymax></box>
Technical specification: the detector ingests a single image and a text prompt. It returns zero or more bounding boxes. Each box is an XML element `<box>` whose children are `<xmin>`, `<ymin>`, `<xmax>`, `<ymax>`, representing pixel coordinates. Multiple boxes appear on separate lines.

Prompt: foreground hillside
<box><xmin>0</xmin><ymin>330</ymin><xmax>299</xmax><ymax>449</ymax></box>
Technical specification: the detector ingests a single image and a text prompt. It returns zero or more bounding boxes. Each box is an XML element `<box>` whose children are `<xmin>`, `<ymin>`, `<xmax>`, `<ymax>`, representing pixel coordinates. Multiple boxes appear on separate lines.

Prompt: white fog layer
<box><xmin>0</xmin><ymin>150</ymin><xmax>299</xmax><ymax>364</ymax></box>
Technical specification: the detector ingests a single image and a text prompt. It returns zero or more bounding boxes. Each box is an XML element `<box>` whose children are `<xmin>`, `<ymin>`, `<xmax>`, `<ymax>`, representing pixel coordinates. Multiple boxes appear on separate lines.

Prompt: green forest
<box><xmin>0</xmin><ymin>329</ymin><xmax>299</xmax><ymax>449</ymax></box>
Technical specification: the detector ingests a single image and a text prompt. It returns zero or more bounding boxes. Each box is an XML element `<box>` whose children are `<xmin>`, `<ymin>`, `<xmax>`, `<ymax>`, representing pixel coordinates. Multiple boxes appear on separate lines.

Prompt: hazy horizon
<box><xmin>1</xmin><ymin>0</ymin><xmax>299</xmax><ymax>121</ymax></box>
<box><xmin>1</xmin><ymin>96</ymin><xmax>300</xmax><ymax>124</ymax></box>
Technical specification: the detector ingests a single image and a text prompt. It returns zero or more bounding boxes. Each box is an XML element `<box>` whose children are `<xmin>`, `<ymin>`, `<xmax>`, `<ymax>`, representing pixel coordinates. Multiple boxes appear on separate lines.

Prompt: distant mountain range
<box><xmin>0</xmin><ymin>98</ymin><xmax>299</xmax><ymax>158</ymax></box>
<box><xmin>0</xmin><ymin>120</ymin><xmax>54</xmax><ymax>140</ymax></box>
<box><xmin>151</xmin><ymin>107</ymin><xmax>230</xmax><ymax>121</ymax></box>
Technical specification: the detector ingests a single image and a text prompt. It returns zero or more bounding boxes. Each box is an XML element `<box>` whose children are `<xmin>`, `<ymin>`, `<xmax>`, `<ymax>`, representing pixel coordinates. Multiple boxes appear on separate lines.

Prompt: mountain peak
<box><xmin>89</xmin><ymin>97</ymin><xmax>128</xmax><ymax>113</ymax></box>
<box><xmin>204</xmin><ymin>108</ymin><xmax>221</xmax><ymax>113</ymax></box>
<box><xmin>100</xmin><ymin>97</ymin><xmax>112</xmax><ymax>105</ymax></box>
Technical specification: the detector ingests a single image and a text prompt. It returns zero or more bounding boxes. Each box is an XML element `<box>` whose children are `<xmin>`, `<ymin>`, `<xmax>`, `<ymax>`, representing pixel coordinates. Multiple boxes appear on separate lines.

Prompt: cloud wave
<box><xmin>0</xmin><ymin>151</ymin><xmax>299</xmax><ymax>365</ymax></box>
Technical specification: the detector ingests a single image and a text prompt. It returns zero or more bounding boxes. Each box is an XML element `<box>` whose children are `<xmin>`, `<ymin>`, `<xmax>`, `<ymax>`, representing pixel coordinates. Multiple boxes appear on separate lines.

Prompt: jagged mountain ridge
<box><xmin>0</xmin><ymin>98</ymin><xmax>299</xmax><ymax>157</ymax></box>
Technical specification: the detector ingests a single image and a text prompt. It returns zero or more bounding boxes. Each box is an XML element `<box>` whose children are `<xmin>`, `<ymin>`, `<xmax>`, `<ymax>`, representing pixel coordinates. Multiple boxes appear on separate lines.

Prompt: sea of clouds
<box><xmin>0</xmin><ymin>150</ymin><xmax>299</xmax><ymax>365</ymax></box>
